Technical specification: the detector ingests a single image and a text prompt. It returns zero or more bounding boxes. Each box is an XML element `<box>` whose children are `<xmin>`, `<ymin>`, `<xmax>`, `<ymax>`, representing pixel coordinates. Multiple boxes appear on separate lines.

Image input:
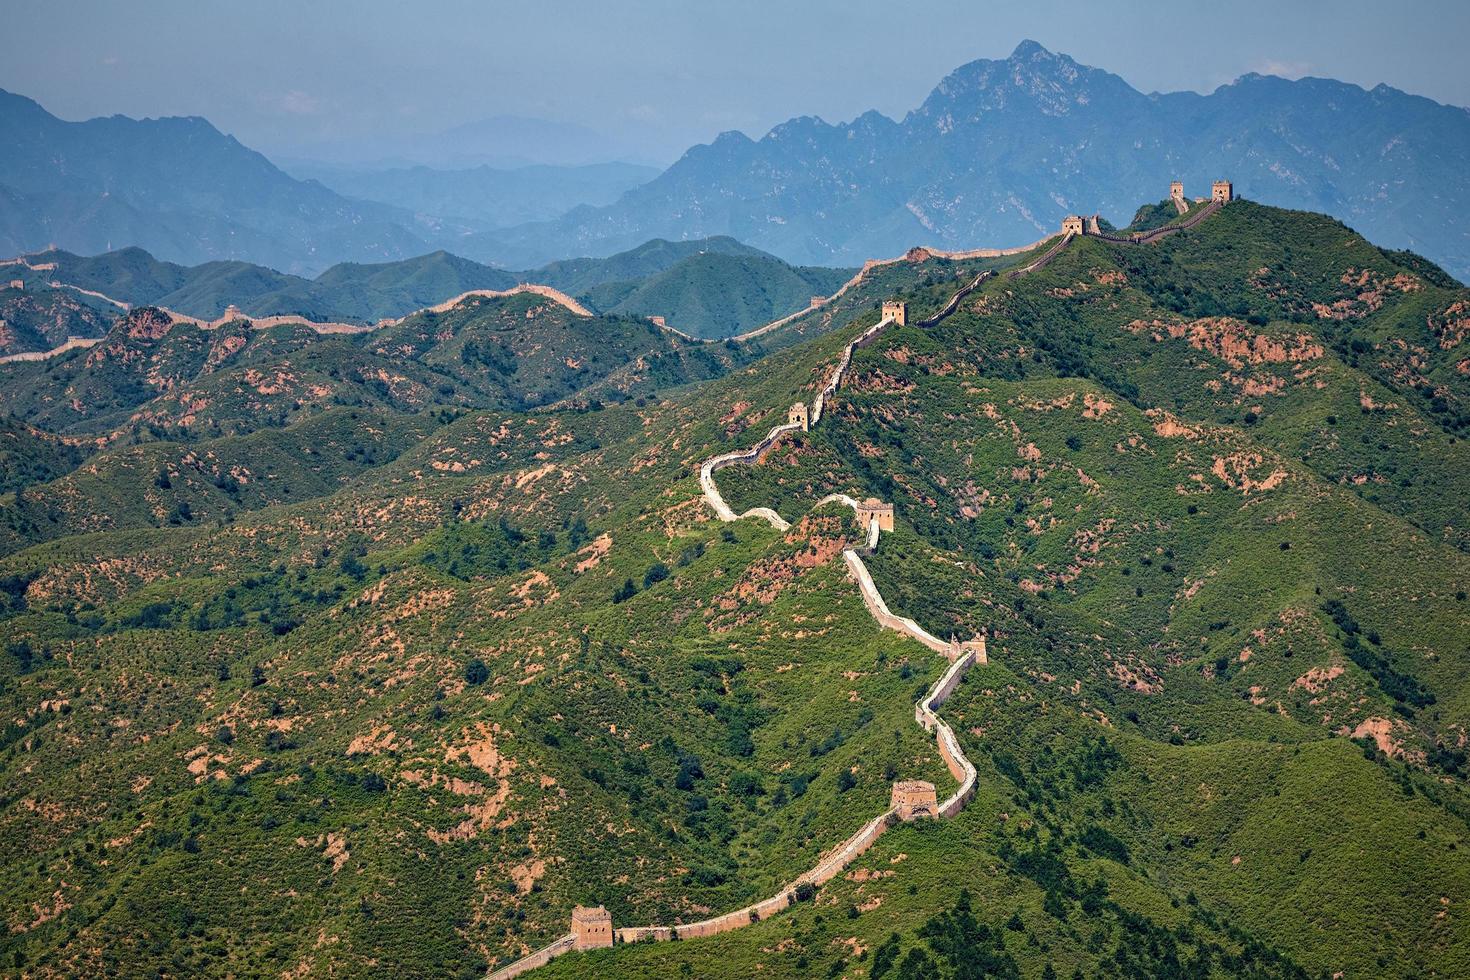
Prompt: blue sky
<box><xmin>5</xmin><ymin>0</ymin><xmax>1468</xmax><ymax>166</ymax></box>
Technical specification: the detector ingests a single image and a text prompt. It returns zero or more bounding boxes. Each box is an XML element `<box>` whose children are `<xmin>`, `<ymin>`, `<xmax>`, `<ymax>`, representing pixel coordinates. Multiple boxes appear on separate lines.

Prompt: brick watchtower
<box><xmin>787</xmin><ymin>401</ymin><xmax>809</xmax><ymax>432</ymax></box>
<box><xmin>881</xmin><ymin>300</ymin><xmax>907</xmax><ymax>326</ymax></box>
<box><xmin>855</xmin><ymin>498</ymin><xmax>894</xmax><ymax>533</ymax></box>
<box><xmin>570</xmin><ymin>905</ymin><xmax>614</xmax><ymax>949</ymax></box>
<box><xmin>1211</xmin><ymin>180</ymin><xmax>1233</xmax><ymax>203</ymax></box>
<box><xmin>891</xmin><ymin>780</ymin><xmax>938</xmax><ymax>820</ymax></box>
<box><xmin>1061</xmin><ymin>215</ymin><xmax>1085</xmax><ymax>236</ymax></box>
<box><xmin>1170</xmin><ymin>180</ymin><xmax>1185</xmax><ymax>202</ymax></box>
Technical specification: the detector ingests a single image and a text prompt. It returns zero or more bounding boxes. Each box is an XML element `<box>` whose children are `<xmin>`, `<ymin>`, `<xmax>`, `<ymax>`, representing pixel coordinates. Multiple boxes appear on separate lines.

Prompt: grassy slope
<box><xmin>587</xmin><ymin>252</ymin><xmax>856</xmax><ymax>339</ymax></box>
<box><xmin>0</xmin><ymin>284</ymin><xmax>116</xmax><ymax>355</ymax></box>
<box><xmin>1</xmin><ymin>204</ymin><xmax>1468</xmax><ymax>978</ymax></box>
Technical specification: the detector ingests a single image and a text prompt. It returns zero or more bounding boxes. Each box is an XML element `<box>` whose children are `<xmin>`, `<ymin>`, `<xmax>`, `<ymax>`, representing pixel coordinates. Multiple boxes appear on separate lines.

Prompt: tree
<box><xmin>464</xmin><ymin>658</ymin><xmax>489</xmax><ymax>685</ymax></box>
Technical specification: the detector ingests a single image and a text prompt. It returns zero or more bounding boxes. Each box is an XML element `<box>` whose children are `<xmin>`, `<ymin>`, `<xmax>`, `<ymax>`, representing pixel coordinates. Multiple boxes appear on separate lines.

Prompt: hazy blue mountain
<box><xmin>0</xmin><ymin>89</ymin><xmax>452</xmax><ymax>275</ymax></box>
<box><xmin>488</xmin><ymin>41</ymin><xmax>1470</xmax><ymax>280</ymax></box>
<box><xmin>290</xmin><ymin>161</ymin><xmax>658</xmax><ymax>229</ymax></box>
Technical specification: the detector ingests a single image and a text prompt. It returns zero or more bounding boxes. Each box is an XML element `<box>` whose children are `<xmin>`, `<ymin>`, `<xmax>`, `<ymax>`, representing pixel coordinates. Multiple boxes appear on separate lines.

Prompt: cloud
<box><xmin>279</xmin><ymin>90</ymin><xmax>323</xmax><ymax>116</ymax></box>
<box><xmin>623</xmin><ymin>103</ymin><xmax>662</xmax><ymax>124</ymax></box>
<box><xmin>1251</xmin><ymin>59</ymin><xmax>1313</xmax><ymax>80</ymax></box>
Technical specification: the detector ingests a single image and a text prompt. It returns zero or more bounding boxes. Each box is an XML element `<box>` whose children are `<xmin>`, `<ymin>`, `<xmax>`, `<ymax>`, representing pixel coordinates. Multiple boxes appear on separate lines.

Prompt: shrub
<box><xmin>464</xmin><ymin>659</ymin><xmax>489</xmax><ymax>685</ymax></box>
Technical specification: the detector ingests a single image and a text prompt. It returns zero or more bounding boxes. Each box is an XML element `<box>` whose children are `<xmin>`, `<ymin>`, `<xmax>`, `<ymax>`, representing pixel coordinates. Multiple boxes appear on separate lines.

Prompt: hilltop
<box><xmin>1</xmin><ymin>200</ymin><xmax>1467</xmax><ymax>979</ymax></box>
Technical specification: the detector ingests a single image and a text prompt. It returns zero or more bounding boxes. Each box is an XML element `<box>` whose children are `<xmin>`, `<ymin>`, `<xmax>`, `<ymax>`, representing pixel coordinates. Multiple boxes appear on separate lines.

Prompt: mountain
<box><xmin>24</xmin><ymin>246</ymin><xmax>520</xmax><ymax>324</ymax></box>
<box><xmin>0</xmin><ymin>281</ymin><xmax>115</xmax><ymax>356</ymax></box>
<box><xmin>0</xmin><ymin>290</ymin><xmax>736</xmax><ymax>444</ymax></box>
<box><xmin>288</xmin><ymin>161</ymin><xmax>659</xmax><ymax>229</ymax></box>
<box><xmin>586</xmin><ymin>251</ymin><xmax>854</xmax><ymax>339</ymax></box>
<box><xmin>8</xmin><ymin>238</ymin><xmax>853</xmax><ymax>345</ymax></box>
<box><xmin>2</xmin><ymin>201</ymin><xmax>1468</xmax><ymax>978</ymax></box>
<box><xmin>0</xmin><ymin>89</ymin><xmax>457</xmax><ymax>275</ymax></box>
<box><xmin>487</xmin><ymin>41</ymin><xmax>1470</xmax><ymax>281</ymax></box>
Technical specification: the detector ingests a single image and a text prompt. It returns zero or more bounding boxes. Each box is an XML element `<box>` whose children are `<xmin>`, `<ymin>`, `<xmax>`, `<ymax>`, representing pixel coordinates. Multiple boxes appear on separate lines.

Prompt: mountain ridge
<box><xmin>484</xmin><ymin>41</ymin><xmax>1470</xmax><ymax>281</ymax></box>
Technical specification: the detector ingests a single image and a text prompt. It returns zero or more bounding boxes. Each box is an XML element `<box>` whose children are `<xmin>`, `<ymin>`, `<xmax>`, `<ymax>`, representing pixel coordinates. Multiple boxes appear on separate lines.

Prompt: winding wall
<box><xmin>492</xmin><ymin>197</ymin><xmax>1230</xmax><ymax>977</ymax></box>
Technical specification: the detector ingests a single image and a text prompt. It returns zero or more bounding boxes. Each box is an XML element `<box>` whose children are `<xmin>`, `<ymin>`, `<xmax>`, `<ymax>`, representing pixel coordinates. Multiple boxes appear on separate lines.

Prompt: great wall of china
<box><xmin>489</xmin><ymin>179</ymin><xmax>1231</xmax><ymax>978</ymax></box>
<box><xmin>0</xmin><ymin>225</ymin><xmax>1066</xmax><ymax>364</ymax></box>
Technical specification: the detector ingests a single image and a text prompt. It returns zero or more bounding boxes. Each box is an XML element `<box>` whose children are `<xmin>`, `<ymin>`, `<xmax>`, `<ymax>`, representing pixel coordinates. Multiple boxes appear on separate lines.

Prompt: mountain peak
<box><xmin>1009</xmin><ymin>39</ymin><xmax>1053</xmax><ymax>60</ymax></box>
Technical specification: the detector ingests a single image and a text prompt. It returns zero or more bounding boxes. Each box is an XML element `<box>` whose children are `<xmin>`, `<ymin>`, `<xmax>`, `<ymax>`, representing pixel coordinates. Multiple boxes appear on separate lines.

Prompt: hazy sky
<box><xmin>5</xmin><ymin>0</ymin><xmax>1469</xmax><ymax>167</ymax></box>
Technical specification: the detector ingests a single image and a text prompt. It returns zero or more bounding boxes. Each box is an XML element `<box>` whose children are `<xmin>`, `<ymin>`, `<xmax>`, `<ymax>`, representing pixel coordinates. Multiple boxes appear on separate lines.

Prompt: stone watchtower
<box><xmin>1061</xmin><ymin>215</ymin><xmax>1085</xmax><ymax>236</ymax></box>
<box><xmin>947</xmin><ymin>633</ymin><xmax>988</xmax><ymax>664</ymax></box>
<box><xmin>891</xmin><ymin>780</ymin><xmax>938</xmax><ymax>820</ymax></box>
<box><xmin>855</xmin><ymin>498</ymin><xmax>894</xmax><ymax>533</ymax></box>
<box><xmin>787</xmin><ymin>401</ymin><xmax>809</xmax><ymax>432</ymax></box>
<box><xmin>881</xmin><ymin>300</ymin><xmax>907</xmax><ymax>326</ymax></box>
<box><xmin>1170</xmin><ymin>180</ymin><xmax>1185</xmax><ymax>202</ymax></box>
<box><xmin>570</xmin><ymin>905</ymin><xmax>614</xmax><ymax>950</ymax></box>
<box><xmin>1211</xmin><ymin>180</ymin><xmax>1233</xmax><ymax>203</ymax></box>
<box><xmin>222</xmin><ymin>304</ymin><xmax>243</xmax><ymax>323</ymax></box>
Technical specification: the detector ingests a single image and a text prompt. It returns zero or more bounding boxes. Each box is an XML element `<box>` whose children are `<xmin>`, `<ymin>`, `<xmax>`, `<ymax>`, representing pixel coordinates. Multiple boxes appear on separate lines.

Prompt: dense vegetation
<box><xmin>1</xmin><ymin>202</ymin><xmax>1467</xmax><ymax>979</ymax></box>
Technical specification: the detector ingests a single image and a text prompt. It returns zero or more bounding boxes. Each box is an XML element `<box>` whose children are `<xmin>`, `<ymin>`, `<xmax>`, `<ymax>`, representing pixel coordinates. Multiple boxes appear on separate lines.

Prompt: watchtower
<box><xmin>1061</xmin><ymin>215</ymin><xmax>1085</xmax><ymax>236</ymax></box>
<box><xmin>222</xmin><ymin>304</ymin><xmax>243</xmax><ymax>323</ymax></box>
<box><xmin>891</xmin><ymin>780</ymin><xmax>938</xmax><ymax>820</ymax></box>
<box><xmin>787</xmin><ymin>401</ymin><xmax>809</xmax><ymax>432</ymax></box>
<box><xmin>1169</xmin><ymin>181</ymin><xmax>1184</xmax><ymax>202</ymax></box>
<box><xmin>881</xmin><ymin>300</ymin><xmax>907</xmax><ymax>326</ymax></box>
<box><xmin>571</xmin><ymin>905</ymin><xmax>614</xmax><ymax>950</ymax></box>
<box><xmin>947</xmin><ymin>633</ymin><xmax>988</xmax><ymax>664</ymax></box>
<box><xmin>7</xmin><ymin>279</ymin><xmax>23</xmax><ymax>291</ymax></box>
<box><xmin>1211</xmin><ymin>180</ymin><xmax>1233</xmax><ymax>203</ymax></box>
<box><xmin>809</xmin><ymin>295</ymin><xmax>825</xmax><ymax>308</ymax></box>
<box><xmin>855</xmin><ymin>498</ymin><xmax>894</xmax><ymax>533</ymax></box>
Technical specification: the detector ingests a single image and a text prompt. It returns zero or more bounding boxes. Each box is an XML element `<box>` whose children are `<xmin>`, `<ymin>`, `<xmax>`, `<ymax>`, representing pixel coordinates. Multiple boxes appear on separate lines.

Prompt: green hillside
<box><xmin>532</xmin><ymin>236</ymin><xmax>769</xmax><ymax>295</ymax></box>
<box><xmin>1</xmin><ymin>201</ymin><xmax>1467</xmax><ymax>979</ymax></box>
<box><xmin>587</xmin><ymin>251</ymin><xmax>855</xmax><ymax>339</ymax></box>
<box><xmin>0</xmin><ymin>292</ymin><xmax>739</xmax><ymax>443</ymax></box>
<box><xmin>0</xmin><ymin>283</ymin><xmax>116</xmax><ymax>356</ymax></box>
<box><xmin>30</xmin><ymin>247</ymin><xmax>520</xmax><ymax>324</ymax></box>
<box><xmin>18</xmin><ymin>238</ymin><xmax>856</xmax><ymax>340</ymax></box>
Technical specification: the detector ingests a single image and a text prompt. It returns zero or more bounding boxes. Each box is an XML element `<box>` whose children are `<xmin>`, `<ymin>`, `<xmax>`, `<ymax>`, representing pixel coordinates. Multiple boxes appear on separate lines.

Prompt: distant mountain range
<box><xmin>491</xmin><ymin>41</ymin><xmax>1470</xmax><ymax>280</ymax></box>
<box><xmin>3</xmin><ymin>41</ymin><xmax>1468</xmax><ymax>282</ymax></box>
<box><xmin>2</xmin><ymin>235</ymin><xmax>854</xmax><ymax>350</ymax></box>
<box><xmin>287</xmin><ymin>160</ymin><xmax>658</xmax><ymax>229</ymax></box>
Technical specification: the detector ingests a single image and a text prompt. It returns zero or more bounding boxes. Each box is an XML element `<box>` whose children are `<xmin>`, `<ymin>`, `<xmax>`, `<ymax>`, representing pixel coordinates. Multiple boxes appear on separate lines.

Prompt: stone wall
<box><xmin>497</xmin><ymin>196</ymin><xmax>1231</xmax><ymax>977</ymax></box>
<box><xmin>487</xmin><ymin>935</ymin><xmax>576</xmax><ymax>980</ymax></box>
